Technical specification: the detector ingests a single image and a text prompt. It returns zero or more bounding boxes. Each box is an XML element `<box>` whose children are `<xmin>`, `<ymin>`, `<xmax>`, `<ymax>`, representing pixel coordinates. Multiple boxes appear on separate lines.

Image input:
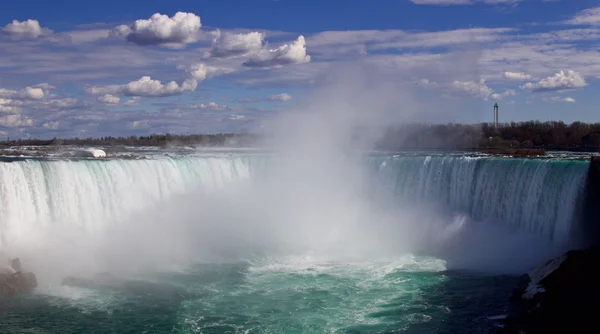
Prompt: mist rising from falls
<box><xmin>0</xmin><ymin>154</ymin><xmax>588</xmax><ymax>278</ymax></box>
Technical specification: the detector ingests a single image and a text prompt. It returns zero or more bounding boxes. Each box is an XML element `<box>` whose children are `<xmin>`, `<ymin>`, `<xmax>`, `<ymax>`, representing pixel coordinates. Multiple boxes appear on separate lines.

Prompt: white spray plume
<box><xmin>3</xmin><ymin>60</ymin><xmax>562</xmax><ymax>285</ymax></box>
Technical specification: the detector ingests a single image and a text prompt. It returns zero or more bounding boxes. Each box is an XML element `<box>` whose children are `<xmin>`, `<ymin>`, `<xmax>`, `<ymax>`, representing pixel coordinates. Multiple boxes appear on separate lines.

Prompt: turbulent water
<box><xmin>0</xmin><ymin>152</ymin><xmax>590</xmax><ymax>333</ymax></box>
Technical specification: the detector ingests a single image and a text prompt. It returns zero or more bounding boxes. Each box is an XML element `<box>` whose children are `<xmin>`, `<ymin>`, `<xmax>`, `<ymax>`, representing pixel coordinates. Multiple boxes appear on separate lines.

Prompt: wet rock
<box><xmin>0</xmin><ymin>258</ymin><xmax>38</xmax><ymax>297</ymax></box>
<box><xmin>495</xmin><ymin>247</ymin><xmax>600</xmax><ymax>333</ymax></box>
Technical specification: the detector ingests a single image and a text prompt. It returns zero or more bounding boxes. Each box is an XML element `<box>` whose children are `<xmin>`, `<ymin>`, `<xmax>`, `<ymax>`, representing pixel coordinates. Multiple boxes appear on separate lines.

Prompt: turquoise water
<box><xmin>1</xmin><ymin>258</ymin><xmax>522</xmax><ymax>333</ymax></box>
<box><xmin>0</xmin><ymin>153</ymin><xmax>590</xmax><ymax>333</ymax></box>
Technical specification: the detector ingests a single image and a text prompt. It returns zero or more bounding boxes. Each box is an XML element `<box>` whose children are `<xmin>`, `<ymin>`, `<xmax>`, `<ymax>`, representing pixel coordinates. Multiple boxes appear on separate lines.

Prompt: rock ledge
<box><xmin>495</xmin><ymin>247</ymin><xmax>600</xmax><ymax>333</ymax></box>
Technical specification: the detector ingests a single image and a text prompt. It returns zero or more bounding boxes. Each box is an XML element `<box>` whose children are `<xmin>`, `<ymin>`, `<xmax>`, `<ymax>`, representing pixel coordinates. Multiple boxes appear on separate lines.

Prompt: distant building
<box><xmin>493</xmin><ymin>103</ymin><xmax>499</xmax><ymax>128</ymax></box>
<box><xmin>582</xmin><ymin>131</ymin><xmax>600</xmax><ymax>148</ymax></box>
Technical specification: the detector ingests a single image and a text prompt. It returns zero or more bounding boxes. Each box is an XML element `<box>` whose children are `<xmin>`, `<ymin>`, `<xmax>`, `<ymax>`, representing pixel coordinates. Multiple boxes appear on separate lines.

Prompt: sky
<box><xmin>1</xmin><ymin>0</ymin><xmax>599</xmax><ymax>138</ymax></box>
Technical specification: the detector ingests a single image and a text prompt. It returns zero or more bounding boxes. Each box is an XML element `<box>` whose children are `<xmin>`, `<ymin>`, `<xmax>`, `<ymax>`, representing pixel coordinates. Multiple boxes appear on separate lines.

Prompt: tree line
<box><xmin>1</xmin><ymin>121</ymin><xmax>599</xmax><ymax>151</ymax></box>
<box><xmin>373</xmin><ymin>121</ymin><xmax>600</xmax><ymax>150</ymax></box>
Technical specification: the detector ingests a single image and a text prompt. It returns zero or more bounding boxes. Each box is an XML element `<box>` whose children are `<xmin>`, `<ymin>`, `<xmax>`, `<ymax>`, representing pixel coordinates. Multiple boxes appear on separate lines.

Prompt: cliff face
<box><xmin>496</xmin><ymin>247</ymin><xmax>600</xmax><ymax>333</ymax></box>
<box><xmin>580</xmin><ymin>156</ymin><xmax>600</xmax><ymax>247</ymax></box>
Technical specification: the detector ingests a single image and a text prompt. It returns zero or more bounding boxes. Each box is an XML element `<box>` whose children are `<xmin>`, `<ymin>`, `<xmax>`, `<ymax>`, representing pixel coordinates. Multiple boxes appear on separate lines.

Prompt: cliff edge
<box><xmin>495</xmin><ymin>247</ymin><xmax>600</xmax><ymax>333</ymax></box>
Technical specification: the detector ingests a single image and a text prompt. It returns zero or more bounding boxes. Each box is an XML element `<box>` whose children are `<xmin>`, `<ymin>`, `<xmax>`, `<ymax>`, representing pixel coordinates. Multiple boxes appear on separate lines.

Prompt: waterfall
<box><xmin>0</xmin><ymin>157</ymin><xmax>250</xmax><ymax>247</ymax></box>
<box><xmin>372</xmin><ymin>155</ymin><xmax>589</xmax><ymax>245</ymax></box>
<box><xmin>0</xmin><ymin>154</ymin><xmax>590</xmax><ymax>248</ymax></box>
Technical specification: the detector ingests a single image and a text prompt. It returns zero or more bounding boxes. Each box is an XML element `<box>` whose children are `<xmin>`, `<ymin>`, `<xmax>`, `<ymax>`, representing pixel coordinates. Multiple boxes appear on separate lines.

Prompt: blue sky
<box><xmin>1</xmin><ymin>0</ymin><xmax>599</xmax><ymax>138</ymax></box>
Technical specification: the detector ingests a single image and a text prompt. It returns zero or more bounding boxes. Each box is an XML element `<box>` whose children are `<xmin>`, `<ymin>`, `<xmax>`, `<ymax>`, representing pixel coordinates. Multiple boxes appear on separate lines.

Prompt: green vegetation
<box><xmin>375</xmin><ymin>121</ymin><xmax>600</xmax><ymax>151</ymax></box>
<box><xmin>0</xmin><ymin>121</ymin><xmax>599</xmax><ymax>152</ymax></box>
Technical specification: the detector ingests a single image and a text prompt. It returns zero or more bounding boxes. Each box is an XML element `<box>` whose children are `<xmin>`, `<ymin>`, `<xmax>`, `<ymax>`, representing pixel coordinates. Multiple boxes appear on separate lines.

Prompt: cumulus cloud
<box><xmin>0</xmin><ymin>114</ymin><xmax>33</xmax><ymax>127</ymax></box>
<box><xmin>489</xmin><ymin>89</ymin><xmax>516</xmax><ymax>101</ymax></box>
<box><xmin>446</xmin><ymin>79</ymin><xmax>515</xmax><ymax>100</ymax></box>
<box><xmin>112</xmin><ymin>12</ymin><xmax>202</xmax><ymax>48</ymax></box>
<box><xmin>37</xmin><ymin>97</ymin><xmax>81</xmax><ymax>109</ymax></box>
<box><xmin>0</xmin><ymin>98</ymin><xmax>21</xmax><ymax>112</ymax></box>
<box><xmin>503</xmin><ymin>71</ymin><xmax>532</xmax><ymax>81</ymax></box>
<box><xmin>520</xmin><ymin>70</ymin><xmax>587</xmax><ymax>92</ymax></box>
<box><xmin>124</xmin><ymin>97</ymin><xmax>141</xmax><ymax>106</ymax></box>
<box><xmin>21</xmin><ymin>87</ymin><xmax>45</xmax><ymax>100</ymax></box>
<box><xmin>2</xmin><ymin>19</ymin><xmax>51</xmax><ymax>40</ymax></box>
<box><xmin>181</xmin><ymin>63</ymin><xmax>235</xmax><ymax>81</ymax></box>
<box><xmin>0</xmin><ymin>85</ymin><xmax>48</xmax><ymax>100</ymax></box>
<box><xmin>243</xmin><ymin>36</ymin><xmax>311</xmax><ymax>68</ymax></box>
<box><xmin>452</xmin><ymin>79</ymin><xmax>493</xmax><ymax>99</ymax></box>
<box><xmin>545</xmin><ymin>96</ymin><xmax>576</xmax><ymax>103</ymax></box>
<box><xmin>42</xmin><ymin>121</ymin><xmax>60</xmax><ymax>129</ymax></box>
<box><xmin>206</xmin><ymin>29</ymin><xmax>265</xmax><ymax>58</ymax></box>
<box><xmin>267</xmin><ymin>93</ymin><xmax>292</xmax><ymax>101</ymax></box>
<box><xmin>97</xmin><ymin>94</ymin><xmax>120</xmax><ymax>105</ymax></box>
<box><xmin>87</xmin><ymin>76</ymin><xmax>198</xmax><ymax>97</ymax></box>
<box><xmin>566</xmin><ymin>7</ymin><xmax>600</xmax><ymax>26</ymax></box>
<box><xmin>0</xmin><ymin>83</ymin><xmax>80</xmax><ymax>114</ymax></box>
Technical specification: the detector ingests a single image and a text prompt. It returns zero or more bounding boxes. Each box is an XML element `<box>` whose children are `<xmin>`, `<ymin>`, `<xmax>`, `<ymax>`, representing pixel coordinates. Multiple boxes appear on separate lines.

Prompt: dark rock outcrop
<box><xmin>495</xmin><ymin>247</ymin><xmax>600</xmax><ymax>333</ymax></box>
<box><xmin>580</xmin><ymin>156</ymin><xmax>600</xmax><ymax>247</ymax></box>
<box><xmin>0</xmin><ymin>258</ymin><xmax>38</xmax><ymax>297</ymax></box>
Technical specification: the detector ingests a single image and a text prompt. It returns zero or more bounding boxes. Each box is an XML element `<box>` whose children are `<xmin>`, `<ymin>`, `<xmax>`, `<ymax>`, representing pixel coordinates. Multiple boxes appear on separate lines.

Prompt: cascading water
<box><xmin>0</xmin><ymin>156</ymin><xmax>250</xmax><ymax>247</ymax></box>
<box><xmin>0</xmin><ymin>153</ymin><xmax>591</xmax><ymax>333</ymax></box>
<box><xmin>371</xmin><ymin>155</ymin><xmax>588</xmax><ymax>246</ymax></box>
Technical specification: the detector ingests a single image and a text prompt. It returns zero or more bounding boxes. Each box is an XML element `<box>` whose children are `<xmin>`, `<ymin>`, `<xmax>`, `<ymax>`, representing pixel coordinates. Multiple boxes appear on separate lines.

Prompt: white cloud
<box><xmin>87</xmin><ymin>76</ymin><xmax>198</xmax><ymax>97</ymax></box>
<box><xmin>503</xmin><ymin>71</ymin><xmax>532</xmax><ymax>81</ymax></box>
<box><xmin>206</xmin><ymin>29</ymin><xmax>265</xmax><ymax>58</ymax></box>
<box><xmin>243</xmin><ymin>36</ymin><xmax>311</xmax><ymax>68</ymax></box>
<box><xmin>112</xmin><ymin>12</ymin><xmax>202</xmax><ymax>48</ymax></box>
<box><xmin>0</xmin><ymin>98</ymin><xmax>21</xmax><ymax>112</ymax></box>
<box><xmin>452</xmin><ymin>79</ymin><xmax>494</xmax><ymax>99</ymax></box>
<box><xmin>21</xmin><ymin>87</ymin><xmax>45</xmax><ymax>100</ymax></box>
<box><xmin>38</xmin><ymin>97</ymin><xmax>80</xmax><ymax>109</ymax></box>
<box><xmin>0</xmin><ymin>114</ymin><xmax>33</xmax><ymax>127</ymax></box>
<box><xmin>520</xmin><ymin>70</ymin><xmax>587</xmax><ymax>92</ymax></box>
<box><xmin>237</xmin><ymin>93</ymin><xmax>293</xmax><ymax>103</ymax></box>
<box><xmin>545</xmin><ymin>96</ymin><xmax>576</xmax><ymax>103</ymax></box>
<box><xmin>43</xmin><ymin>121</ymin><xmax>60</xmax><ymax>129</ymax></box>
<box><xmin>2</xmin><ymin>19</ymin><xmax>50</xmax><ymax>39</ymax></box>
<box><xmin>182</xmin><ymin>63</ymin><xmax>235</xmax><ymax>81</ymax></box>
<box><xmin>124</xmin><ymin>97</ymin><xmax>141</xmax><ymax>106</ymax></box>
<box><xmin>229</xmin><ymin>115</ymin><xmax>245</xmax><ymax>121</ymax></box>
<box><xmin>426</xmin><ymin>79</ymin><xmax>515</xmax><ymax>101</ymax></box>
<box><xmin>489</xmin><ymin>89</ymin><xmax>516</xmax><ymax>101</ymax></box>
<box><xmin>189</xmin><ymin>102</ymin><xmax>228</xmax><ymax>110</ymax></box>
<box><xmin>97</xmin><ymin>94</ymin><xmax>120</xmax><ymax>105</ymax></box>
<box><xmin>566</xmin><ymin>7</ymin><xmax>600</xmax><ymax>26</ymax></box>
<box><xmin>0</xmin><ymin>85</ymin><xmax>47</xmax><ymax>100</ymax></box>
<box><xmin>308</xmin><ymin>28</ymin><xmax>513</xmax><ymax>55</ymax></box>
<box><xmin>33</xmin><ymin>83</ymin><xmax>55</xmax><ymax>90</ymax></box>
<box><xmin>267</xmin><ymin>93</ymin><xmax>292</xmax><ymax>102</ymax></box>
